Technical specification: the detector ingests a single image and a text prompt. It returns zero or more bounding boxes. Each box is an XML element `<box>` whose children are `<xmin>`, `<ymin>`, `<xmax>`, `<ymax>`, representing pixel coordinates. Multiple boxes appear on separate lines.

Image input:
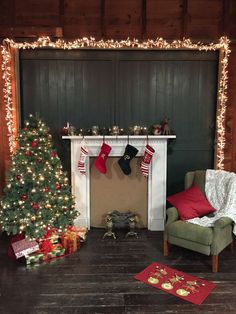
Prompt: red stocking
<box><xmin>94</xmin><ymin>142</ymin><xmax>112</xmax><ymax>174</ymax></box>
<box><xmin>140</xmin><ymin>144</ymin><xmax>155</xmax><ymax>177</ymax></box>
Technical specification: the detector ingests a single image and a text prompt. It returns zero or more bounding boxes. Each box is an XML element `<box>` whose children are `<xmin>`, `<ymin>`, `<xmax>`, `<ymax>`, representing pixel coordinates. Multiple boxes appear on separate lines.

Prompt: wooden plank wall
<box><xmin>0</xmin><ymin>0</ymin><xmax>236</xmax><ymax>185</ymax></box>
<box><xmin>1</xmin><ymin>0</ymin><xmax>236</xmax><ymax>40</ymax></box>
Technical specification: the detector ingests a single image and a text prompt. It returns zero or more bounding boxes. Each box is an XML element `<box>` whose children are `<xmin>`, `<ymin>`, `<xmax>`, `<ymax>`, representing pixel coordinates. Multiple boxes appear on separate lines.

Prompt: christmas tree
<box><xmin>0</xmin><ymin>114</ymin><xmax>78</xmax><ymax>239</ymax></box>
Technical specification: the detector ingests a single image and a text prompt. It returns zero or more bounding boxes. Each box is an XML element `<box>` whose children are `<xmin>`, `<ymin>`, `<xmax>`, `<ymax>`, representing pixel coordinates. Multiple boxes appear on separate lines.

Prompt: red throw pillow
<box><xmin>167</xmin><ymin>184</ymin><xmax>216</xmax><ymax>220</ymax></box>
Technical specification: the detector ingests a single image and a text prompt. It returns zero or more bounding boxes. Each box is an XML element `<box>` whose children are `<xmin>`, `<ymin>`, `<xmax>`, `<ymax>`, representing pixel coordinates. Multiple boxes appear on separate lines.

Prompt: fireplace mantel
<box><xmin>63</xmin><ymin>135</ymin><xmax>176</xmax><ymax>230</ymax></box>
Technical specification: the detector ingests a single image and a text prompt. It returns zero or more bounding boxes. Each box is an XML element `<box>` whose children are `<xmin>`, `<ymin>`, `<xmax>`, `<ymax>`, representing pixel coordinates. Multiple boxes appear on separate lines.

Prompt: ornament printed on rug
<box><xmin>147</xmin><ymin>265</ymin><xmax>167</xmax><ymax>285</ymax></box>
<box><xmin>161</xmin><ymin>273</ymin><xmax>184</xmax><ymax>291</ymax></box>
<box><xmin>182</xmin><ymin>280</ymin><xmax>205</xmax><ymax>294</ymax></box>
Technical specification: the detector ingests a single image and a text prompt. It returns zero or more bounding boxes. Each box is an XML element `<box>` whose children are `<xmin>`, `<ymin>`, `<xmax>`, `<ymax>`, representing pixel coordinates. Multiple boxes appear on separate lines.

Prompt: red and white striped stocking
<box><xmin>140</xmin><ymin>144</ymin><xmax>155</xmax><ymax>177</ymax></box>
<box><xmin>78</xmin><ymin>142</ymin><xmax>89</xmax><ymax>175</ymax></box>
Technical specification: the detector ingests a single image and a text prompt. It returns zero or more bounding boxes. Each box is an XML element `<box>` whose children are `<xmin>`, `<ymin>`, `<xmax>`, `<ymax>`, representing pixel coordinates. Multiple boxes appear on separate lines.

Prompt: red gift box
<box><xmin>11</xmin><ymin>238</ymin><xmax>39</xmax><ymax>259</ymax></box>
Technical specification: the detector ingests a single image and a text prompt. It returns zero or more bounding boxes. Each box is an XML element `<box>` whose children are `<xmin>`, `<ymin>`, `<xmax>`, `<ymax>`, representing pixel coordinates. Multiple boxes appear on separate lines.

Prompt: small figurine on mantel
<box><xmin>161</xmin><ymin>117</ymin><xmax>171</xmax><ymax>135</ymax></box>
<box><xmin>152</xmin><ymin>124</ymin><xmax>162</xmax><ymax>135</ymax></box>
<box><xmin>61</xmin><ymin>122</ymin><xmax>70</xmax><ymax>135</ymax></box>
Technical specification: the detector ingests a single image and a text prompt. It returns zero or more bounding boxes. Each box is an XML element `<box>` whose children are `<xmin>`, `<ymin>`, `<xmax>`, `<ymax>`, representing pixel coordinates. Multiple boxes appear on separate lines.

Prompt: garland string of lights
<box><xmin>1</xmin><ymin>43</ymin><xmax>17</xmax><ymax>154</ymax></box>
<box><xmin>1</xmin><ymin>36</ymin><xmax>231</xmax><ymax>169</ymax></box>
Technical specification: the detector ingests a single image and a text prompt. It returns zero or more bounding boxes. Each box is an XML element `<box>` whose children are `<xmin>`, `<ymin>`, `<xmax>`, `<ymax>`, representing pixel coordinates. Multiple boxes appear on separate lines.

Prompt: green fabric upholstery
<box><xmin>193</xmin><ymin>170</ymin><xmax>206</xmax><ymax>194</ymax></box>
<box><xmin>211</xmin><ymin>222</ymin><xmax>233</xmax><ymax>255</ymax></box>
<box><xmin>184</xmin><ymin>171</ymin><xmax>195</xmax><ymax>189</ymax></box>
<box><xmin>165</xmin><ymin>170</ymin><xmax>234</xmax><ymax>271</ymax></box>
<box><xmin>168</xmin><ymin>235</ymin><xmax>211</xmax><ymax>255</ymax></box>
<box><xmin>166</xmin><ymin>220</ymin><xmax>213</xmax><ymax>246</ymax></box>
<box><xmin>166</xmin><ymin>207</ymin><xmax>179</xmax><ymax>224</ymax></box>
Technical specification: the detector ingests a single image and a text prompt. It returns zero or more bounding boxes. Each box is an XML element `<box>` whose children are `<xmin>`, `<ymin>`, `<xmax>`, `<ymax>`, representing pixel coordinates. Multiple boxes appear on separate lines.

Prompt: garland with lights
<box><xmin>1</xmin><ymin>36</ymin><xmax>230</xmax><ymax>169</ymax></box>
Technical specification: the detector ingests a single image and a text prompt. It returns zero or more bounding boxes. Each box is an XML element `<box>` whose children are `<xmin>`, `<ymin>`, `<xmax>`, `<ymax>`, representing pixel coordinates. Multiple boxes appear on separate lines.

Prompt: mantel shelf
<box><xmin>63</xmin><ymin>135</ymin><xmax>176</xmax><ymax>140</ymax></box>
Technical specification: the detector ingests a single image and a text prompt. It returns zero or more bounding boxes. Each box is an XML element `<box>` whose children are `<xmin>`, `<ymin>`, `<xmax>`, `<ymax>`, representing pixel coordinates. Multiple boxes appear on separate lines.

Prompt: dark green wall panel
<box><xmin>19</xmin><ymin>49</ymin><xmax>218</xmax><ymax>195</ymax></box>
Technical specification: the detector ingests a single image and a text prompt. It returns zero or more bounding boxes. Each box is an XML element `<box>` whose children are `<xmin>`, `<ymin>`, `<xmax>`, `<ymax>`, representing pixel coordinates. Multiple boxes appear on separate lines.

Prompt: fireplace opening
<box><xmin>90</xmin><ymin>157</ymin><xmax>148</xmax><ymax>228</ymax></box>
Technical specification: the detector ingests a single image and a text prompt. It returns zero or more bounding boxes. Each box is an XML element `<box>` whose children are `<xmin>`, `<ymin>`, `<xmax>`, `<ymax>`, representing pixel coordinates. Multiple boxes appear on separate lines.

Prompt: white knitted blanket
<box><xmin>187</xmin><ymin>169</ymin><xmax>236</xmax><ymax>234</ymax></box>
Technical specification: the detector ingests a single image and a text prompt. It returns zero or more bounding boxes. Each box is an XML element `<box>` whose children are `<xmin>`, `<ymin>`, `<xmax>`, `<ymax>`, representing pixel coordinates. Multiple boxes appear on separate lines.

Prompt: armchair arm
<box><xmin>166</xmin><ymin>207</ymin><xmax>179</xmax><ymax>225</ymax></box>
<box><xmin>214</xmin><ymin>217</ymin><xmax>233</xmax><ymax>229</ymax></box>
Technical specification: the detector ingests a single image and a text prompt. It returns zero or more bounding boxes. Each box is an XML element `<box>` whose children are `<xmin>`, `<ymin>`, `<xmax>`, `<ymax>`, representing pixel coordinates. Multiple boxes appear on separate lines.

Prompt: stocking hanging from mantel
<box><xmin>94</xmin><ymin>142</ymin><xmax>112</xmax><ymax>174</ymax></box>
<box><xmin>78</xmin><ymin>140</ymin><xmax>89</xmax><ymax>176</ymax></box>
<box><xmin>140</xmin><ymin>144</ymin><xmax>155</xmax><ymax>177</ymax></box>
<box><xmin>118</xmin><ymin>144</ymin><xmax>139</xmax><ymax>175</ymax></box>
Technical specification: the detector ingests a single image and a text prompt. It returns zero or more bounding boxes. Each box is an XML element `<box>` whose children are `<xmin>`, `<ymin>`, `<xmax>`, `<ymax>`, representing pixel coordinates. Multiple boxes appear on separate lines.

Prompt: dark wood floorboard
<box><xmin>0</xmin><ymin>228</ymin><xmax>236</xmax><ymax>314</ymax></box>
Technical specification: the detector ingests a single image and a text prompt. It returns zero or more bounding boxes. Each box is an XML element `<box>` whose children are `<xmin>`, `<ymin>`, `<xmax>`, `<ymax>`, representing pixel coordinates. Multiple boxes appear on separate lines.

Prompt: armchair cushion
<box><xmin>167</xmin><ymin>184</ymin><xmax>216</xmax><ymax>220</ymax></box>
<box><xmin>166</xmin><ymin>220</ymin><xmax>213</xmax><ymax>245</ymax></box>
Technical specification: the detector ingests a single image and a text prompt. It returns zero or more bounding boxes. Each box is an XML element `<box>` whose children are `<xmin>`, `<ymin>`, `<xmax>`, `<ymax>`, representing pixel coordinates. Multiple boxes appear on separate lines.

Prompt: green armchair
<box><xmin>164</xmin><ymin>170</ymin><xmax>234</xmax><ymax>272</ymax></box>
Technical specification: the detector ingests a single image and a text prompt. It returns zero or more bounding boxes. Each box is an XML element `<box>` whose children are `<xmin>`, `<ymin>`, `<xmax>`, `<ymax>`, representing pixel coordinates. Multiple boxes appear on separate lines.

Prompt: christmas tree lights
<box><xmin>0</xmin><ymin>114</ymin><xmax>78</xmax><ymax>239</ymax></box>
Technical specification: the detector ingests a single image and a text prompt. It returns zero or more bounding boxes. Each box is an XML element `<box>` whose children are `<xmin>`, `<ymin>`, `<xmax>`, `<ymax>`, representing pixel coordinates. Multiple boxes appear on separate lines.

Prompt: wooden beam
<box><xmin>101</xmin><ymin>0</ymin><xmax>105</xmax><ymax>38</ymax></box>
<box><xmin>0</xmin><ymin>26</ymin><xmax>63</xmax><ymax>39</ymax></box>
<box><xmin>182</xmin><ymin>0</ymin><xmax>188</xmax><ymax>38</ymax></box>
<box><xmin>222</xmin><ymin>0</ymin><xmax>229</xmax><ymax>36</ymax></box>
<box><xmin>141</xmin><ymin>0</ymin><xmax>147</xmax><ymax>39</ymax></box>
<box><xmin>59</xmin><ymin>0</ymin><xmax>65</xmax><ymax>32</ymax></box>
<box><xmin>9</xmin><ymin>0</ymin><xmax>15</xmax><ymax>27</ymax></box>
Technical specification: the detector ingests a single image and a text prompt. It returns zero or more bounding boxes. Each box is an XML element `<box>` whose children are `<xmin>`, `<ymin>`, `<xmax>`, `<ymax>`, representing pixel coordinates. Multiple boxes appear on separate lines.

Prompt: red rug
<box><xmin>134</xmin><ymin>262</ymin><xmax>216</xmax><ymax>305</ymax></box>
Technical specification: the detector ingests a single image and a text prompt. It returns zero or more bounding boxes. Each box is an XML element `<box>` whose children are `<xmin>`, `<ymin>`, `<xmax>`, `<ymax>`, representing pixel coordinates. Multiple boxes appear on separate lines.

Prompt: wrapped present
<box><xmin>53</xmin><ymin>247</ymin><xmax>65</xmax><ymax>257</ymax></box>
<box><xmin>11</xmin><ymin>238</ymin><xmax>39</xmax><ymax>259</ymax></box>
<box><xmin>26</xmin><ymin>252</ymin><xmax>44</xmax><ymax>265</ymax></box>
<box><xmin>44</xmin><ymin>227</ymin><xmax>59</xmax><ymax>244</ymax></box>
<box><xmin>39</xmin><ymin>238</ymin><xmax>53</xmax><ymax>260</ymax></box>
<box><xmin>66</xmin><ymin>226</ymin><xmax>88</xmax><ymax>243</ymax></box>
<box><xmin>27</xmin><ymin>243</ymin><xmax>66</xmax><ymax>264</ymax></box>
<box><xmin>48</xmin><ymin>250</ymin><xmax>58</xmax><ymax>259</ymax></box>
<box><xmin>61</xmin><ymin>231</ymin><xmax>77</xmax><ymax>253</ymax></box>
<box><xmin>47</xmin><ymin>244</ymin><xmax>65</xmax><ymax>259</ymax></box>
<box><xmin>77</xmin><ymin>227</ymin><xmax>88</xmax><ymax>242</ymax></box>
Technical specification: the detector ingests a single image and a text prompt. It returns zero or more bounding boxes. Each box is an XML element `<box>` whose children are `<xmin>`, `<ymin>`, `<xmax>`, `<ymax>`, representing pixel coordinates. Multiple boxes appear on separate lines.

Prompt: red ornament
<box><xmin>50</xmin><ymin>151</ymin><xmax>57</xmax><ymax>157</ymax></box>
<box><xmin>16</xmin><ymin>175</ymin><xmax>21</xmax><ymax>180</ymax></box>
<box><xmin>44</xmin><ymin>187</ymin><xmax>50</xmax><ymax>193</ymax></box>
<box><xmin>55</xmin><ymin>183</ymin><xmax>61</xmax><ymax>190</ymax></box>
<box><xmin>31</xmin><ymin>140</ymin><xmax>38</xmax><ymax>148</ymax></box>
<box><xmin>32</xmin><ymin>203</ymin><xmax>39</xmax><ymax>210</ymax></box>
<box><xmin>21</xmin><ymin>194</ymin><xmax>28</xmax><ymax>201</ymax></box>
<box><xmin>25</xmin><ymin>151</ymin><xmax>31</xmax><ymax>156</ymax></box>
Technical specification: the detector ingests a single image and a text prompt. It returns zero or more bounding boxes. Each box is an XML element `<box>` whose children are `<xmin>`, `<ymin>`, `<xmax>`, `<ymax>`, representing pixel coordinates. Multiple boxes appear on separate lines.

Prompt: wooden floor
<box><xmin>0</xmin><ymin>228</ymin><xmax>236</xmax><ymax>314</ymax></box>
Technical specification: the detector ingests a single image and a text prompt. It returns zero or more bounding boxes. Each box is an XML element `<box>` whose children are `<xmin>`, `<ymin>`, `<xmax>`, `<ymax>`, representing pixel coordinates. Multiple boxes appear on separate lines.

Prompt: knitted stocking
<box><xmin>140</xmin><ymin>144</ymin><xmax>155</xmax><ymax>177</ymax></box>
<box><xmin>78</xmin><ymin>141</ymin><xmax>89</xmax><ymax>175</ymax></box>
<box><xmin>94</xmin><ymin>142</ymin><xmax>112</xmax><ymax>174</ymax></box>
<box><xmin>118</xmin><ymin>144</ymin><xmax>139</xmax><ymax>175</ymax></box>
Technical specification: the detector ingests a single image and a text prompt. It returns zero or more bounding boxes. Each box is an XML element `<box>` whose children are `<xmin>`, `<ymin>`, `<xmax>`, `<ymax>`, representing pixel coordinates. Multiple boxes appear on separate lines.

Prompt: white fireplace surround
<box><xmin>63</xmin><ymin>135</ymin><xmax>176</xmax><ymax>231</ymax></box>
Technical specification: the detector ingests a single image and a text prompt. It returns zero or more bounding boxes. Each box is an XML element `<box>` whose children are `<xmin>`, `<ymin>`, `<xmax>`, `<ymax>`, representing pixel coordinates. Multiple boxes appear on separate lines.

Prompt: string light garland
<box><xmin>1</xmin><ymin>36</ymin><xmax>231</xmax><ymax>169</ymax></box>
<box><xmin>1</xmin><ymin>44</ymin><xmax>17</xmax><ymax>154</ymax></box>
